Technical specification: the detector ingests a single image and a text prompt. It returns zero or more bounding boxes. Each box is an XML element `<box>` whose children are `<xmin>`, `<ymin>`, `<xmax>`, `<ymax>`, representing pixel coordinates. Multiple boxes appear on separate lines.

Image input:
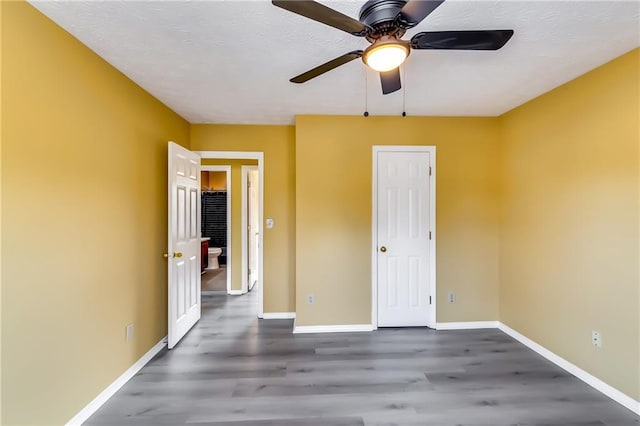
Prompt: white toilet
<box><xmin>207</xmin><ymin>247</ymin><xmax>223</xmax><ymax>270</ymax></box>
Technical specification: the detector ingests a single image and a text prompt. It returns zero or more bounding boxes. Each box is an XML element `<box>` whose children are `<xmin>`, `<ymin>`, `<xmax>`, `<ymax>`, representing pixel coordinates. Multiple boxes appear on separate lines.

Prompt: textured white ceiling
<box><xmin>30</xmin><ymin>0</ymin><xmax>639</xmax><ymax>124</ymax></box>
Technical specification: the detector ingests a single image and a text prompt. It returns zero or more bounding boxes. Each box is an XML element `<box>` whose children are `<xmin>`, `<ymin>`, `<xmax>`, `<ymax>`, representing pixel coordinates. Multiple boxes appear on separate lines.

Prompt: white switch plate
<box><xmin>266</xmin><ymin>218</ymin><xmax>274</xmax><ymax>229</ymax></box>
<box><xmin>592</xmin><ymin>331</ymin><xmax>602</xmax><ymax>348</ymax></box>
<box><xmin>126</xmin><ymin>323</ymin><xmax>134</xmax><ymax>342</ymax></box>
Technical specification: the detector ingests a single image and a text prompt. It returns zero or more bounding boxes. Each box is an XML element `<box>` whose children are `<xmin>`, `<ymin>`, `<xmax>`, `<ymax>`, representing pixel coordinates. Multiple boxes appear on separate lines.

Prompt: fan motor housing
<box><xmin>359</xmin><ymin>0</ymin><xmax>407</xmax><ymax>41</ymax></box>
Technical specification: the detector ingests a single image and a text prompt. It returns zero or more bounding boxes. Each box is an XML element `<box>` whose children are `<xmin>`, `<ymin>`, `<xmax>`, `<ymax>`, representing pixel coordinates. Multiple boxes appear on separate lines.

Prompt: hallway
<box><xmin>86</xmin><ymin>292</ymin><xmax>639</xmax><ymax>425</ymax></box>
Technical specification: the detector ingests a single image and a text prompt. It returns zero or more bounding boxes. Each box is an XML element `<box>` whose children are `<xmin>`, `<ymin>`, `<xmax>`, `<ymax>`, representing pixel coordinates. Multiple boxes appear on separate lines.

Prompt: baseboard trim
<box><xmin>65</xmin><ymin>336</ymin><xmax>167</xmax><ymax>425</ymax></box>
<box><xmin>436</xmin><ymin>321</ymin><xmax>499</xmax><ymax>330</ymax></box>
<box><xmin>228</xmin><ymin>289</ymin><xmax>244</xmax><ymax>295</ymax></box>
<box><xmin>262</xmin><ymin>312</ymin><xmax>296</xmax><ymax>319</ymax></box>
<box><xmin>293</xmin><ymin>324</ymin><xmax>375</xmax><ymax>334</ymax></box>
<box><xmin>498</xmin><ymin>322</ymin><xmax>640</xmax><ymax>416</ymax></box>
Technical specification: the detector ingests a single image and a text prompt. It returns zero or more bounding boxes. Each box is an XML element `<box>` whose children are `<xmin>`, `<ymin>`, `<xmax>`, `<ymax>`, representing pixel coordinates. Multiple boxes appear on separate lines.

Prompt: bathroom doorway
<box><xmin>200</xmin><ymin>166</ymin><xmax>231</xmax><ymax>294</ymax></box>
<box><xmin>196</xmin><ymin>151</ymin><xmax>265</xmax><ymax>318</ymax></box>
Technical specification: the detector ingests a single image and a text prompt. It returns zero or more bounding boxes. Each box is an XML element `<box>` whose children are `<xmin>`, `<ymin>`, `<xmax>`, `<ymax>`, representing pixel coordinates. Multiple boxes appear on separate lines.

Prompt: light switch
<box><xmin>266</xmin><ymin>218</ymin><xmax>274</xmax><ymax>229</ymax></box>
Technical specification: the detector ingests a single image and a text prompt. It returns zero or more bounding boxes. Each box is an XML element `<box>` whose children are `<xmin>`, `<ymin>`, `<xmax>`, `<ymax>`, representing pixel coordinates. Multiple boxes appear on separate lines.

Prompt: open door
<box><xmin>167</xmin><ymin>142</ymin><xmax>201</xmax><ymax>349</ymax></box>
<box><xmin>242</xmin><ymin>166</ymin><xmax>260</xmax><ymax>293</ymax></box>
<box><xmin>248</xmin><ymin>168</ymin><xmax>259</xmax><ymax>290</ymax></box>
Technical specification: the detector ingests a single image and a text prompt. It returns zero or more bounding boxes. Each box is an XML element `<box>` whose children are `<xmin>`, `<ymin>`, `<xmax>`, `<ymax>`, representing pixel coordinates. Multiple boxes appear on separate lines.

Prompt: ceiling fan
<box><xmin>272</xmin><ymin>0</ymin><xmax>514</xmax><ymax>94</ymax></box>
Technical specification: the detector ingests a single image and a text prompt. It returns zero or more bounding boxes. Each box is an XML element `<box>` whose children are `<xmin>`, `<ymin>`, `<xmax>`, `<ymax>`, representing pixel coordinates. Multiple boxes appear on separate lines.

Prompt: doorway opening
<box><xmin>200</xmin><ymin>166</ymin><xmax>231</xmax><ymax>294</ymax></box>
<box><xmin>196</xmin><ymin>151</ymin><xmax>265</xmax><ymax>319</ymax></box>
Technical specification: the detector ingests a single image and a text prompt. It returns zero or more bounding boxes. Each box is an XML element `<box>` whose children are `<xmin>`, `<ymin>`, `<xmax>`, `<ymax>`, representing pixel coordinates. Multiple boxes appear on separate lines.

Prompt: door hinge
<box><xmin>429</xmin><ymin>296</ymin><xmax>432</xmax><ymax>305</ymax></box>
<box><xmin>429</xmin><ymin>231</ymin><xmax>432</xmax><ymax>240</ymax></box>
<box><xmin>429</xmin><ymin>166</ymin><xmax>432</xmax><ymax>176</ymax></box>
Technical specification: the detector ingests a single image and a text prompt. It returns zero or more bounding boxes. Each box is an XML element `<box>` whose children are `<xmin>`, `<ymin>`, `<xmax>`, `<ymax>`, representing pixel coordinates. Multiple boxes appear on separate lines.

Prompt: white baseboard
<box><xmin>66</xmin><ymin>336</ymin><xmax>167</xmax><ymax>425</ymax></box>
<box><xmin>498</xmin><ymin>322</ymin><xmax>640</xmax><ymax>416</ymax></box>
<box><xmin>262</xmin><ymin>312</ymin><xmax>296</xmax><ymax>319</ymax></box>
<box><xmin>228</xmin><ymin>289</ymin><xmax>244</xmax><ymax>295</ymax></box>
<box><xmin>293</xmin><ymin>324</ymin><xmax>375</xmax><ymax>334</ymax></box>
<box><xmin>436</xmin><ymin>321</ymin><xmax>499</xmax><ymax>330</ymax></box>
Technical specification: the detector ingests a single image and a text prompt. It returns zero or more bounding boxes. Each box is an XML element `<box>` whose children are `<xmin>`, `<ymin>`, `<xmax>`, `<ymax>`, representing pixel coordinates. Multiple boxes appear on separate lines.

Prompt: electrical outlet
<box><xmin>592</xmin><ymin>331</ymin><xmax>602</xmax><ymax>348</ymax></box>
<box><xmin>307</xmin><ymin>294</ymin><xmax>314</xmax><ymax>305</ymax></box>
<box><xmin>448</xmin><ymin>292</ymin><xmax>456</xmax><ymax>303</ymax></box>
<box><xmin>126</xmin><ymin>323</ymin><xmax>134</xmax><ymax>342</ymax></box>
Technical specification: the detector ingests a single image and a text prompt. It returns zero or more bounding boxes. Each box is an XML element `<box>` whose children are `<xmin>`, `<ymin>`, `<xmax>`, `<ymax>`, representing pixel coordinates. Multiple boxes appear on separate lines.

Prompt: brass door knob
<box><xmin>380</xmin><ymin>246</ymin><xmax>387</xmax><ymax>253</ymax></box>
<box><xmin>162</xmin><ymin>252</ymin><xmax>183</xmax><ymax>259</ymax></box>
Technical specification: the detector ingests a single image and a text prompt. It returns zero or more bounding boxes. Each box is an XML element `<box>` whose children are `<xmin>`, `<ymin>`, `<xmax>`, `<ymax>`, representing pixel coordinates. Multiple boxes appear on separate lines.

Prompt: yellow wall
<box><xmin>192</xmin><ymin>125</ymin><xmax>296</xmax><ymax>313</ymax></box>
<box><xmin>499</xmin><ymin>49</ymin><xmax>640</xmax><ymax>400</ymax></box>
<box><xmin>295</xmin><ymin>116</ymin><xmax>500</xmax><ymax>326</ymax></box>
<box><xmin>2</xmin><ymin>1</ymin><xmax>638</xmax><ymax>422</ymax></box>
<box><xmin>0</xmin><ymin>2</ymin><xmax>3</xmax><ymax>421</ymax></box>
<box><xmin>200</xmin><ymin>171</ymin><xmax>227</xmax><ymax>191</ymax></box>
<box><xmin>209</xmin><ymin>171</ymin><xmax>227</xmax><ymax>190</ymax></box>
<box><xmin>1</xmin><ymin>3</ymin><xmax>190</xmax><ymax>424</ymax></box>
<box><xmin>202</xmin><ymin>159</ymin><xmax>257</xmax><ymax>291</ymax></box>
<box><xmin>200</xmin><ymin>171</ymin><xmax>210</xmax><ymax>190</ymax></box>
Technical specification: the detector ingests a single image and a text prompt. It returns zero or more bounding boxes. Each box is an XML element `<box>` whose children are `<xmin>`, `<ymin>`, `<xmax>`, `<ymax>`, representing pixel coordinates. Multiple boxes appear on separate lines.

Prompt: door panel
<box><xmin>377</xmin><ymin>151</ymin><xmax>431</xmax><ymax>327</ymax></box>
<box><xmin>168</xmin><ymin>142</ymin><xmax>201</xmax><ymax>349</ymax></box>
<box><xmin>249</xmin><ymin>169</ymin><xmax>259</xmax><ymax>290</ymax></box>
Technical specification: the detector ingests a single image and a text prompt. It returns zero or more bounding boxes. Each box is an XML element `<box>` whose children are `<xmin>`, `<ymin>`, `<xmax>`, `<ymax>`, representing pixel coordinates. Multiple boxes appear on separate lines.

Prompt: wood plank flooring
<box><xmin>86</xmin><ymin>291</ymin><xmax>639</xmax><ymax>426</ymax></box>
<box><xmin>201</xmin><ymin>267</ymin><xmax>227</xmax><ymax>292</ymax></box>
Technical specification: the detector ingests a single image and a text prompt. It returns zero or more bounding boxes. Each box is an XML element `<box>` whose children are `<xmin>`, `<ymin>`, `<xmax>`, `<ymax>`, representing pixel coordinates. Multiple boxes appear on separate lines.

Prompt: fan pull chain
<box><xmin>402</xmin><ymin>65</ymin><xmax>407</xmax><ymax>117</ymax></box>
<box><xmin>364</xmin><ymin>68</ymin><xmax>369</xmax><ymax>117</ymax></box>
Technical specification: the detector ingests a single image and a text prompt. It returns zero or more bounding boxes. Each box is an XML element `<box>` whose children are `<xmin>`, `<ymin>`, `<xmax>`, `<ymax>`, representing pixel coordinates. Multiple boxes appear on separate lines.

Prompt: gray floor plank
<box><xmin>85</xmin><ymin>290</ymin><xmax>640</xmax><ymax>426</ymax></box>
<box><xmin>193</xmin><ymin>417</ymin><xmax>365</xmax><ymax>426</ymax></box>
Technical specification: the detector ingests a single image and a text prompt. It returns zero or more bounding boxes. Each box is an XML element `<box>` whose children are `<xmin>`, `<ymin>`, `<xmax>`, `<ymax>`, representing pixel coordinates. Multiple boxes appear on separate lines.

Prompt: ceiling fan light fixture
<box><xmin>363</xmin><ymin>37</ymin><xmax>410</xmax><ymax>72</ymax></box>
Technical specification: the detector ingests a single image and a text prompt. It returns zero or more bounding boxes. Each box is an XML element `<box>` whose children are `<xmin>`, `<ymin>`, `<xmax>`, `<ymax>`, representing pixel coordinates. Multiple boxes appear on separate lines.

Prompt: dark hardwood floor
<box><xmin>86</xmin><ymin>291</ymin><xmax>639</xmax><ymax>425</ymax></box>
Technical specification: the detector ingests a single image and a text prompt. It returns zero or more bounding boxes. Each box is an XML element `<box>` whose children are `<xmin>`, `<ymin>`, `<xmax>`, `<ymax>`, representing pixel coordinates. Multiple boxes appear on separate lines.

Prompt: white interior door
<box><xmin>168</xmin><ymin>142</ymin><xmax>201</xmax><ymax>349</ymax></box>
<box><xmin>376</xmin><ymin>150</ymin><xmax>432</xmax><ymax>327</ymax></box>
<box><xmin>248</xmin><ymin>169</ymin><xmax>259</xmax><ymax>290</ymax></box>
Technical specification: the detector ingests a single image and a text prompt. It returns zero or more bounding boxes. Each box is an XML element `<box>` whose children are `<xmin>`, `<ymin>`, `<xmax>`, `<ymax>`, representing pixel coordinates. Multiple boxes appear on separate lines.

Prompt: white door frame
<box><xmin>371</xmin><ymin>145</ymin><xmax>437</xmax><ymax>329</ymax></box>
<box><xmin>241</xmin><ymin>165</ymin><xmax>259</xmax><ymax>293</ymax></box>
<box><xmin>201</xmin><ymin>165</ymin><xmax>232</xmax><ymax>294</ymax></box>
<box><xmin>195</xmin><ymin>151</ymin><xmax>264</xmax><ymax>319</ymax></box>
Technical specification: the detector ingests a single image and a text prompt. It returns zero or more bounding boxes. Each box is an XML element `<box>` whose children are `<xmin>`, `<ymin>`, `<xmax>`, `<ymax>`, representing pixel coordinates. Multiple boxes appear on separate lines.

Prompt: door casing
<box><xmin>371</xmin><ymin>145</ymin><xmax>437</xmax><ymax>329</ymax></box>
